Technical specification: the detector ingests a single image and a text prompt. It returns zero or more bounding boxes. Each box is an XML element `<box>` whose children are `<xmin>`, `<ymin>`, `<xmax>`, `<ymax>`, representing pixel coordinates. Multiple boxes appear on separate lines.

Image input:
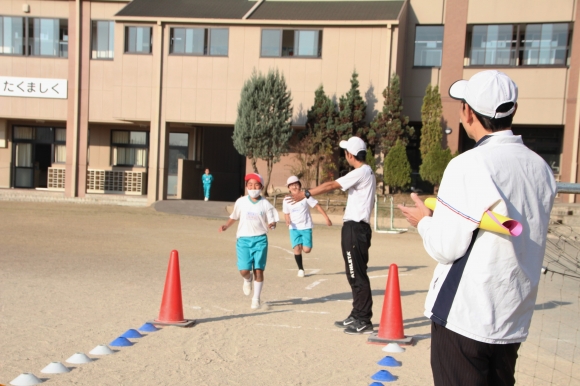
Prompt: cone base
<box><xmin>149</xmin><ymin>318</ymin><xmax>195</xmax><ymax>327</ymax></box>
<box><xmin>367</xmin><ymin>332</ymin><xmax>414</xmax><ymax>345</ymax></box>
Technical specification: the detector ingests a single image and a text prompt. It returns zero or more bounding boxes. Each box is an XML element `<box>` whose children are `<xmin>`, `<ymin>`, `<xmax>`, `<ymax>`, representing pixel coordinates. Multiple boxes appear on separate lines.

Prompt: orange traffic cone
<box><xmin>149</xmin><ymin>250</ymin><xmax>195</xmax><ymax>327</ymax></box>
<box><xmin>368</xmin><ymin>264</ymin><xmax>413</xmax><ymax>345</ymax></box>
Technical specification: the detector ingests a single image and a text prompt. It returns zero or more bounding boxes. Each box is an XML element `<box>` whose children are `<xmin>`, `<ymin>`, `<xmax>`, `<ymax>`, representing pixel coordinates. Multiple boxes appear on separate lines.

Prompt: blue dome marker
<box><xmin>138</xmin><ymin>322</ymin><xmax>159</xmax><ymax>332</ymax></box>
<box><xmin>371</xmin><ymin>370</ymin><xmax>397</xmax><ymax>382</ymax></box>
<box><xmin>121</xmin><ymin>329</ymin><xmax>143</xmax><ymax>338</ymax></box>
<box><xmin>110</xmin><ymin>337</ymin><xmax>133</xmax><ymax>347</ymax></box>
<box><xmin>370</xmin><ymin>382</ymin><xmax>385</xmax><ymax>386</ymax></box>
<box><xmin>378</xmin><ymin>356</ymin><xmax>402</xmax><ymax>367</ymax></box>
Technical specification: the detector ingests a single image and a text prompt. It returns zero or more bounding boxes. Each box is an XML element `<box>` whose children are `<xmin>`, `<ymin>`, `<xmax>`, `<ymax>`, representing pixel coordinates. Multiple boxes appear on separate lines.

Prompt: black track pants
<box><xmin>431</xmin><ymin>322</ymin><xmax>521</xmax><ymax>386</ymax></box>
<box><xmin>341</xmin><ymin>221</ymin><xmax>373</xmax><ymax>324</ymax></box>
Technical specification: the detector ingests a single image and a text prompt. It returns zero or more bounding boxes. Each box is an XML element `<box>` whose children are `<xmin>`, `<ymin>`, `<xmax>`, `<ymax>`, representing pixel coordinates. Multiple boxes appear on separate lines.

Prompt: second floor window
<box><xmin>111</xmin><ymin>130</ymin><xmax>148</xmax><ymax>167</ymax></box>
<box><xmin>261</xmin><ymin>29</ymin><xmax>322</xmax><ymax>58</ymax></box>
<box><xmin>169</xmin><ymin>28</ymin><xmax>229</xmax><ymax>56</ymax></box>
<box><xmin>466</xmin><ymin>23</ymin><xmax>571</xmax><ymax>67</ymax></box>
<box><xmin>92</xmin><ymin>21</ymin><xmax>114</xmax><ymax>59</ymax></box>
<box><xmin>125</xmin><ymin>26</ymin><xmax>151</xmax><ymax>54</ymax></box>
<box><xmin>414</xmin><ymin>25</ymin><xmax>444</xmax><ymax>67</ymax></box>
<box><xmin>0</xmin><ymin>16</ymin><xmax>24</xmax><ymax>55</ymax></box>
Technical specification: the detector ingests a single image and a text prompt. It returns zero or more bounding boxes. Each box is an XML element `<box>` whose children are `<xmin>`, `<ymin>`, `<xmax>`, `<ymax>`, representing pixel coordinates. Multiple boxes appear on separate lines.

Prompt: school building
<box><xmin>0</xmin><ymin>0</ymin><xmax>577</xmax><ymax>204</ymax></box>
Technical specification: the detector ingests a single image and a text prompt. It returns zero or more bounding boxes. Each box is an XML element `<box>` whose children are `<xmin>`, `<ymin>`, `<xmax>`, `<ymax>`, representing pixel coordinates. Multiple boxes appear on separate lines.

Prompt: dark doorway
<box><xmin>201</xmin><ymin>126</ymin><xmax>246</xmax><ymax>201</ymax></box>
<box><xmin>34</xmin><ymin>144</ymin><xmax>52</xmax><ymax>188</ymax></box>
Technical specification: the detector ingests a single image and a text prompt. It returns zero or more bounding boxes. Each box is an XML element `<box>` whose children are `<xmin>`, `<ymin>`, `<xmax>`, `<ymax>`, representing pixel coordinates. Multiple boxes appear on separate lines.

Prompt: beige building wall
<box><xmin>467</xmin><ymin>0</ymin><xmax>576</xmax><ymax>24</ymax></box>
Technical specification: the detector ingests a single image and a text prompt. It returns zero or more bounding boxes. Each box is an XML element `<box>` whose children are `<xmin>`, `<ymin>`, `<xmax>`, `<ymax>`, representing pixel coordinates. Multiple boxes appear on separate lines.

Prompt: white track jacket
<box><xmin>418</xmin><ymin>131</ymin><xmax>556</xmax><ymax>344</ymax></box>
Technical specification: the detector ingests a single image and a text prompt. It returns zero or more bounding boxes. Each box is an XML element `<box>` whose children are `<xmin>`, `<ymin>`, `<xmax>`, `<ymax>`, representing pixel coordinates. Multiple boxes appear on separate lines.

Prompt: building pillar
<box><xmin>76</xmin><ymin>1</ymin><xmax>91</xmax><ymax>198</ymax></box>
<box><xmin>439</xmin><ymin>0</ymin><xmax>469</xmax><ymax>153</ymax></box>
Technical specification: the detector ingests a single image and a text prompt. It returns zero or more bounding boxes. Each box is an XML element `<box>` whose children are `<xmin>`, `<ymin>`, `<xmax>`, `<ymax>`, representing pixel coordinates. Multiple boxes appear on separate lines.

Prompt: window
<box><xmin>0</xmin><ymin>16</ymin><xmax>24</xmax><ymax>55</ymax></box>
<box><xmin>54</xmin><ymin>128</ymin><xmax>66</xmax><ymax>163</ymax></box>
<box><xmin>414</xmin><ymin>26</ymin><xmax>444</xmax><ymax>67</ymax></box>
<box><xmin>521</xmin><ymin>23</ymin><xmax>570</xmax><ymax>66</ymax></box>
<box><xmin>111</xmin><ymin>130</ymin><xmax>148</xmax><ymax>167</ymax></box>
<box><xmin>260</xmin><ymin>29</ymin><xmax>323</xmax><ymax>58</ymax></box>
<box><xmin>125</xmin><ymin>26</ymin><xmax>151</xmax><ymax>54</ymax></box>
<box><xmin>29</xmin><ymin>18</ymin><xmax>68</xmax><ymax>57</ymax></box>
<box><xmin>466</xmin><ymin>23</ymin><xmax>571</xmax><ymax>67</ymax></box>
<box><xmin>169</xmin><ymin>28</ymin><xmax>229</xmax><ymax>56</ymax></box>
<box><xmin>92</xmin><ymin>21</ymin><xmax>114</xmax><ymax>59</ymax></box>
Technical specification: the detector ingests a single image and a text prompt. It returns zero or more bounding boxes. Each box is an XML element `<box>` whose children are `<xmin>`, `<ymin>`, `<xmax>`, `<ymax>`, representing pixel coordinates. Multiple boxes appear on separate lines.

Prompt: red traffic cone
<box><xmin>149</xmin><ymin>250</ymin><xmax>195</xmax><ymax>327</ymax></box>
<box><xmin>368</xmin><ymin>264</ymin><xmax>413</xmax><ymax>345</ymax></box>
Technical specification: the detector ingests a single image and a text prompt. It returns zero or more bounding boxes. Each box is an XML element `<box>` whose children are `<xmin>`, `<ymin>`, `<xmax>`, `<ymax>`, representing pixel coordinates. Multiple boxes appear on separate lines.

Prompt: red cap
<box><xmin>244</xmin><ymin>173</ymin><xmax>263</xmax><ymax>185</ymax></box>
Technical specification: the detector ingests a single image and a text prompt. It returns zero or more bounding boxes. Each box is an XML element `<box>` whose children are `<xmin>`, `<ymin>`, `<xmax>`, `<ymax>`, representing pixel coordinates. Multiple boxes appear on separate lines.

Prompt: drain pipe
<box><xmin>243</xmin><ymin>0</ymin><xmax>265</xmax><ymax>20</ymax></box>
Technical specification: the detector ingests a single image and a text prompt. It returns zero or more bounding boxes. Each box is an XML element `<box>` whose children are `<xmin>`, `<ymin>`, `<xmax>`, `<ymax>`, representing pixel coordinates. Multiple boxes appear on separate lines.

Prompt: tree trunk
<box><xmin>251</xmin><ymin>157</ymin><xmax>259</xmax><ymax>174</ymax></box>
<box><xmin>263</xmin><ymin>159</ymin><xmax>273</xmax><ymax>197</ymax></box>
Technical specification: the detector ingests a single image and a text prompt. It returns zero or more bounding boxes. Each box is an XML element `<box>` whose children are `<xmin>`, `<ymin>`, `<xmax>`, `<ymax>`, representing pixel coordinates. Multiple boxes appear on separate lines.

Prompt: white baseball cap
<box><xmin>339</xmin><ymin>136</ymin><xmax>367</xmax><ymax>155</ymax></box>
<box><xmin>286</xmin><ymin>175</ymin><xmax>300</xmax><ymax>186</ymax></box>
<box><xmin>449</xmin><ymin>70</ymin><xmax>518</xmax><ymax>119</ymax></box>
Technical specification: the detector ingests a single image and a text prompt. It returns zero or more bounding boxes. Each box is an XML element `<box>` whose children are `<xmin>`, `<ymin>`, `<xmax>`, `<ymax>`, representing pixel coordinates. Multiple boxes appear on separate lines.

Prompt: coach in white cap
<box><xmin>289</xmin><ymin>136</ymin><xmax>376</xmax><ymax>335</ymax></box>
<box><xmin>400</xmin><ymin>70</ymin><xmax>556</xmax><ymax>385</ymax></box>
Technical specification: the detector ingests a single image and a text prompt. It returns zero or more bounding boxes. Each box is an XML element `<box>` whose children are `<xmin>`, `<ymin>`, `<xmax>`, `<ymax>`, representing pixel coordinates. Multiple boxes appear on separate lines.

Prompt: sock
<box><xmin>253</xmin><ymin>281</ymin><xmax>263</xmax><ymax>300</ymax></box>
<box><xmin>294</xmin><ymin>254</ymin><xmax>304</xmax><ymax>270</ymax></box>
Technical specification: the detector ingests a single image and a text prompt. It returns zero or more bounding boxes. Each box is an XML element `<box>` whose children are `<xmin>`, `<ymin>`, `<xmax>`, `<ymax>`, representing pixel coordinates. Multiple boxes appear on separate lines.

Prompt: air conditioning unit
<box><xmin>87</xmin><ymin>170</ymin><xmax>147</xmax><ymax>195</ymax></box>
<box><xmin>47</xmin><ymin>167</ymin><xmax>66</xmax><ymax>191</ymax></box>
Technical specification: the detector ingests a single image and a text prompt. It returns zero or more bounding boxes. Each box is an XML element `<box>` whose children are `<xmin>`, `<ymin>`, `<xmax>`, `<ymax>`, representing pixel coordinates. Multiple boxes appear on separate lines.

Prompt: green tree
<box><xmin>367</xmin><ymin>74</ymin><xmax>414</xmax><ymax>156</ymax></box>
<box><xmin>336</xmin><ymin>71</ymin><xmax>367</xmax><ymax>140</ymax></box>
<box><xmin>290</xmin><ymin>130</ymin><xmax>334</xmax><ymax>188</ymax></box>
<box><xmin>305</xmin><ymin>85</ymin><xmax>339</xmax><ymax>147</ymax></box>
<box><xmin>233</xmin><ymin>69</ymin><xmax>293</xmax><ymax>195</ymax></box>
<box><xmin>419</xmin><ymin>84</ymin><xmax>443</xmax><ymax>159</ymax></box>
<box><xmin>419</xmin><ymin>85</ymin><xmax>452</xmax><ymax>192</ymax></box>
<box><xmin>365</xmin><ymin>148</ymin><xmax>376</xmax><ymax>172</ymax></box>
<box><xmin>383</xmin><ymin>139</ymin><xmax>411</xmax><ymax>193</ymax></box>
<box><xmin>419</xmin><ymin>147</ymin><xmax>453</xmax><ymax>188</ymax></box>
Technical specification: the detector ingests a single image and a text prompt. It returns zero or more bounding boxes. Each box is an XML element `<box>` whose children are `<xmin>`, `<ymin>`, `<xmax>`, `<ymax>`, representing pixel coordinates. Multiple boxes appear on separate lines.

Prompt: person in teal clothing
<box><xmin>202</xmin><ymin>168</ymin><xmax>213</xmax><ymax>201</ymax></box>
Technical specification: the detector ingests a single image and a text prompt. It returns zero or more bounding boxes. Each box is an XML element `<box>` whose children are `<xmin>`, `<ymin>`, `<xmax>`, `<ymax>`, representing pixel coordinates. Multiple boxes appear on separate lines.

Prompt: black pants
<box><xmin>431</xmin><ymin>322</ymin><xmax>521</xmax><ymax>386</ymax></box>
<box><xmin>341</xmin><ymin>221</ymin><xmax>372</xmax><ymax>324</ymax></box>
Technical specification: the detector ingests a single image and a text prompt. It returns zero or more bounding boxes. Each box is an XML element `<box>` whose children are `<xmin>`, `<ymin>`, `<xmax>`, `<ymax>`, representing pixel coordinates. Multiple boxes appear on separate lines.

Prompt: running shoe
<box><xmin>334</xmin><ymin>316</ymin><xmax>357</xmax><ymax>328</ymax></box>
<box><xmin>297</xmin><ymin>269</ymin><xmax>305</xmax><ymax>277</ymax></box>
<box><xmin>344</xmin><ymin>320</ymin><xmax>374</xmax><ymax>335</ymax></box>
<box><xmin>251</xmin><ymin>298</ymin><xmax>260</xmax><ymax>309</ymax></box>
<box><xmin>243</xmin><ymin>273</ymin><xmax>253</xmax><ymax>296</ymax></box>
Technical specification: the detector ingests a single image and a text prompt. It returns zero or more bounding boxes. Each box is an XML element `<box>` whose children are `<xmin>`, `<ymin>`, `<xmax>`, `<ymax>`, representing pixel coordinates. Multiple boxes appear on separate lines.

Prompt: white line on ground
<box><xmin>294</xmin><ymin>310</ymin><xmax>330</xmax><ymax>314</ymax></box>
<box><xmin>256</xmin><ymin>323</ymin><xmax>302</xmax><ymax>329</ymax></box>
<box><xmin>191</xmin><ymin>306</ymin><xmax>202</xmax><ymax>309</ymax></box>
<box><xmin>271</xmin><ymin>245</ymin><xmax>294</xmax><ymax>255</ymax></box>
<box><xmin>213</xmin><ymin>305</ymin><xmax>233</xmax><ymax>312</ymax></box>
<box><xmin>369</xmin><ymin>274</ymin><xmax>412</xmax><ymax>279</ymax></box>
<box><xmin>306</xmin><ymin>279</ymin><xmax>327</xmax><ymax>290</ymax></box>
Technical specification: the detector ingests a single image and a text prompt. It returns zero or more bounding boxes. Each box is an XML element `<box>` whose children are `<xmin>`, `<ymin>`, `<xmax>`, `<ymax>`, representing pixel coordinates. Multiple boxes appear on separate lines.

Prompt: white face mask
<box><xmin>248</xmin><ymin>190</ymin><xmax>261</xmax><ymax>198</ymax></box>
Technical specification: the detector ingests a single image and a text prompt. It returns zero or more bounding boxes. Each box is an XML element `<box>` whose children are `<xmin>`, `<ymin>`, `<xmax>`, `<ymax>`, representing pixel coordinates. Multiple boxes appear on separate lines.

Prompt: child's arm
<box><xmin>284</xmin><ymin>213</ymin><xmax>291</xmax><ymax>227</ymax></box>
<box><xmin>219</xmin><ymin>218</ymin><xmax>237</xmax><ymax>232</ymax></box>
<box><xmin>314</xmin><ymin>204</ymin><xmax>332</xmax><ymax>226</ymax></box>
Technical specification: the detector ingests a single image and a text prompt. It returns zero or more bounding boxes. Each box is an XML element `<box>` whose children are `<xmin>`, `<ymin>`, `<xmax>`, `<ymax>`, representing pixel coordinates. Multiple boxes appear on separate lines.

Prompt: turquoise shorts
<box><xmin>236</xmin><ymin>235</ymin><xmax>268</xmax><ymax>271</ymax></box>
<box><xmin>289</xmin><ymin>229</ymin><xmax>313</xmax><ymax>249</ymax></box>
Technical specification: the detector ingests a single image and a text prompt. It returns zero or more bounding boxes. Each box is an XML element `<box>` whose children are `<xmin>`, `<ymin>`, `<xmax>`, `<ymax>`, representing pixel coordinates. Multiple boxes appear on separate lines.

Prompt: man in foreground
<box><xmin>400</xmin><ymin>70</ymin><xmax>556</xmax><ymax>385</ymax></box>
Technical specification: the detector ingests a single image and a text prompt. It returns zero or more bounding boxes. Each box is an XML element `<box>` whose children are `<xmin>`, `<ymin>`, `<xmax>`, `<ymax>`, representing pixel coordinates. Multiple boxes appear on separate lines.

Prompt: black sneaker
<box><xmin>344</xmin><ymin>320</ymin><xmax>373</xmax><ymax>335</ymax></box>
<box><xmin>334</xmin><ymin>316</ymin><xmax>357</xmax><ymax>328</ymax></box>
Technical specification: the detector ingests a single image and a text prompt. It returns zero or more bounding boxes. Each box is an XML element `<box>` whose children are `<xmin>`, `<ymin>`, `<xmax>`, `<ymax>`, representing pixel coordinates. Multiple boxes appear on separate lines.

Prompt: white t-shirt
<box><xmin>336</xmin><ymin>164</ymin><xmax>376</xmax><ymax>223</ymax></box>
<box><xmin>283</xmin><ymin>196</ymin><xmax>318</xmax><ymax>230</ymax></box>
<box><xmin>230</xmin><ymin>196</ymin><xmax>280</xmax><ymax>239</ymax></box>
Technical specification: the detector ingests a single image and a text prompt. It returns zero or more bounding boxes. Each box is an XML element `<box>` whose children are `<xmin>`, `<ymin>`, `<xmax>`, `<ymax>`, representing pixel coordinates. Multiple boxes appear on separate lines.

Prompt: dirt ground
<box><xmin>0</xmin><ymin>202</ymin><xmax>436</xmax><ymax>386</ymax></box>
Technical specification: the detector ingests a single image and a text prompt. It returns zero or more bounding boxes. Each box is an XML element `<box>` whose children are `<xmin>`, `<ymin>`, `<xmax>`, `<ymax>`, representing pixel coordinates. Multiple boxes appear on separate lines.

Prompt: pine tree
<box><xmin>336</xmin><ymin>71</ymin><xmax>367</xmax><ymax>140</ymax></box>
<box><xmin>383</xmin><ymin>139</ymin><xmax>411</xmax><ymax>193</ymax></box>
<box><xmin>233</xmin><ymin>69</ymin><xmax>293</xmax><ymax>195</ymax></box>
<box><xmin>305</xmin><ymin>85</ymin><xmax>339</xmax><ymax>147</ymax></box>
<box><xmin>367</xmin><ymin>74</ymin><xmax>414</xmax><ymax>156</ymax></box>
<box><xmin>419</xmin><ymin>84</ymin><xmax>443</xmax><ymax>159</ymax></box>
<box><xmin>419</xmin><ymin>85</ymin><xmax>451</xmax><ymax>192</ymax></box>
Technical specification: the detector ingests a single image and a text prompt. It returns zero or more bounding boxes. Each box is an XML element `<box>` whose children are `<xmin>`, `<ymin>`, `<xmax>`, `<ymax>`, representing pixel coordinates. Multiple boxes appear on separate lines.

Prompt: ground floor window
<box><xmin>111</xmin><ymin>130</ymin><xmax>148</xmax><ymax>167</ymax></box>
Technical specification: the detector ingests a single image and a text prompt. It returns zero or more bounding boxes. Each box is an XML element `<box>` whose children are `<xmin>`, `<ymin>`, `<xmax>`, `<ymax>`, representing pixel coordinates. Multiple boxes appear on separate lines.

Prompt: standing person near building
<box><xmin>283</xmin><ymin>175</ymin><xmax>333</xmax><ymax>278</ymax></box>
<box><xmin>289</xmin><ymin>136</ymin><xmax>376</xmax><ymax>335</ymax></box>
<box><xmin>399</xmin><ymin>70</ymin><xmax>556</xmax><ymax>386</ymax></box>
<box><xmin>202</xmin><ymin>168</ymin><xmax>213</xmax><ymax>201</ymax></box>
<box><xmin>219</xmin><ymin>173</ymin><xmax>279</xmax><ymax>309</ymax></box>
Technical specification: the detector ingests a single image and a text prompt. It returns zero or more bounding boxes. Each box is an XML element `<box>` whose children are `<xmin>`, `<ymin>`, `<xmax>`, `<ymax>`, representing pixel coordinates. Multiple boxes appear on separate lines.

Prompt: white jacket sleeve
<box><xmin>417</xmin><ymin>155</ymin><xmax>502</xmax><ymax>264</ymax></box>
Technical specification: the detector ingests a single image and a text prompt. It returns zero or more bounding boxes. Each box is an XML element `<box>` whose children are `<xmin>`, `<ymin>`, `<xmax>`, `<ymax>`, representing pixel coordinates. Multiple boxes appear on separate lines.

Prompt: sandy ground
<box><xmin>0</xmin><ymin>202</ymin><xmax>435</xmax><ymax>386</ymax></box>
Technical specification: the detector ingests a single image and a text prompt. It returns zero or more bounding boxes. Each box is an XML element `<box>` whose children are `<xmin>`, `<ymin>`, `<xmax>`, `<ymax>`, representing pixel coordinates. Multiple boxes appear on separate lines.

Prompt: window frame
<box><xmin>465</xmin><ymin>22</ymin><xmax>572</xmax><ymax>68</ymax></box>
<box><xmin>413</xmin><ymin>24</ymin><xmax>444</xmax><ymax>68</ymax></box>
<box><xmin>110</xmin><ymin>129</ymin><xmax>149</xmax><ymax>167</ymax></box>
<box><xmin>124</xmin><ymin>25</ymin><xmax>152</xmax><ymax>55</ymax></box>
<box><xmin>259</xmin><ymin>28</ymin><xmax>323</xmax><ymax>59</ymax></box>
<box><xmin>28</xmin><ymin>17</ymin><xmax>69</xmax><ymax>58</ymax></box>
<box><xmin>168</xmin><ymin>27</ymin><xmax>229</xmax><ymax>57</ymax></box>
<box><xmin>0</xmin><ymin>15</ymin><xmax>26</xmax><ymax>57</ymax></box>
<box><xmin>91</xmin><ymin>20</ymin><xmax>115</xmax><ymax>60</ymax></box>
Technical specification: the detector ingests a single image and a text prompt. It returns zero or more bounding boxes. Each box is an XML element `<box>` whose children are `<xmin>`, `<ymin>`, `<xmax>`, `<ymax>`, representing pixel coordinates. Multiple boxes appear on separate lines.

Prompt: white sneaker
<box><xmin>243</xmin><ymin>273</ymin><xmax>252</xmax><ymax>296</ymax></box>
<box><xmin>297</xmin><ymin>269</ymin><xmax>305</xmax><ymax>278</ymax></box>
<box><xmin>204</xmin><ymin>197</ymin><xmax>208</xmax><ymax>201</ymax></box>
<box><xmin>251</xmin><ymin>298</ymin><xmax>260</xmax><ymax>309</ymax></box>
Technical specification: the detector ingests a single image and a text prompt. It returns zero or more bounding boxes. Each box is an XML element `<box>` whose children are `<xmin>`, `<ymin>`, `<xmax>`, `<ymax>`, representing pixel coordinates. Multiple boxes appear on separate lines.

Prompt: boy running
<box><xmin>219</xmin><ymin>173</ymin><xmax>279</xmax><ymax>309</ymax></box>
<box><xmin>283</xmin><ymin>176</ymin><xmax>332</xmax><ymax>277</ymax></box>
